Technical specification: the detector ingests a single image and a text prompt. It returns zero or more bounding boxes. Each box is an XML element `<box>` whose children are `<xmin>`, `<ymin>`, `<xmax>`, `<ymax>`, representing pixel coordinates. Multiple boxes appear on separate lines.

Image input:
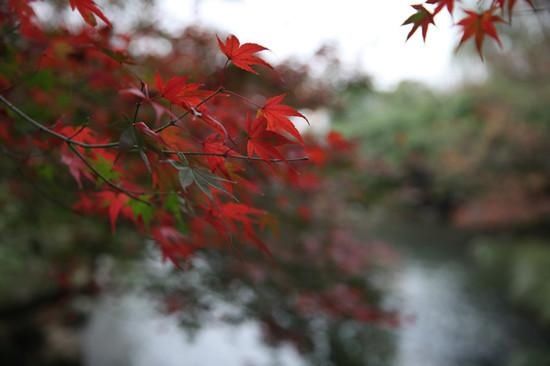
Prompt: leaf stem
<box><xmin>0</xmin><ymin>93</ymin><xmax>307</xmax><ymax>165</ymax></box>
<box><xmin>162</xmin><ymin>149</ymin><xmax>308</xmax><ymax>163</ymax></box>
<box><xmin>225</xmin><ymin>90</ymin><xmax>263</xmax><ymax>109</ymax></box>
<box><xmin>0</xmin><ymin>94</ymin><xmax>119</xmax><ymax>149</ymax></box>
<box><xmin>67</xmin><ymin>143</ymin><xmax>150</xmax><ymax>204</ymax></box>
<box><xmin>154</xmin><ymin>87</ymin><xmax>224</xmax><ymax>132</ymax></box>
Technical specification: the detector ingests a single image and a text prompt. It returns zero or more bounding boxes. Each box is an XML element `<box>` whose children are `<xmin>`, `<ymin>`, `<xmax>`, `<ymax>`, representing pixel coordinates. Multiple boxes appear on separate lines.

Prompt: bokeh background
<box><xmin>1</xmin><ymin>1</ymin><xmax>550</xmax><ymax>365</ymax></box>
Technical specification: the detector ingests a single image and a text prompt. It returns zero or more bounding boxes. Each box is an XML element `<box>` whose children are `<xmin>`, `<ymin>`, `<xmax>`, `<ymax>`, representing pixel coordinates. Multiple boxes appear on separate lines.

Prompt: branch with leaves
<box><xmin>0</xmin><ymin>0</ymin><xmax>323</xmax><ymax>267</ymax></box>
<box><xmin>402</xmin><ymin>0</ymin><xmax>539</xmax><ymax>57</ymax></box>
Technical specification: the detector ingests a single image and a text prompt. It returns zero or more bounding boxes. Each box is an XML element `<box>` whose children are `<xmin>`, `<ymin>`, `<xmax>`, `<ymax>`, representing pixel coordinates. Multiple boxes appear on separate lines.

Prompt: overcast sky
<box><xmin>33</xmin><ymin>0</ymin><xmax>485</xmax><ymax>90</ymax></box>
<box><xmin>156</xmin><ymin>0</ymin><xmax>477</xmax><ymax>90</ymax></box>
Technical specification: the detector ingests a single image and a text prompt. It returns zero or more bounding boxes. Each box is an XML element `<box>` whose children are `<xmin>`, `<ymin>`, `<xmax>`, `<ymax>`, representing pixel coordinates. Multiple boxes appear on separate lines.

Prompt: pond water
<box><xmin>82</xmin><ymin>229</ymin><xmax>547</xmax><ymax>366</ymax></box>
<box><xmin>393</xmin><ymin>261</ymin><xmax>508</xmax><ymax>366</ymax></box>
<box><xmin>83</xmin><ymin>294</ymin><xmax>304</xmax><ymax>366</ymax></box>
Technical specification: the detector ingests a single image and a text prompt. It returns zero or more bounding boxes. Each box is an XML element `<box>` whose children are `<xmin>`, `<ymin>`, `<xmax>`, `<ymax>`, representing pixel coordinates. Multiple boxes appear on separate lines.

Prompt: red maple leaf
<box><xmin>155</xmin><ymin>74</ymin><xmax>212</xmax><ymax>110</ymax></box>
<box><xmin>119</xmin><ymin>86</ymin><xmax>177</xmax><ymax>123</ymax></box>
<box><xmin>457</xmin><ymin>9</ymin><xmax>504</xmax><ymax>58</ymax></box>
<box><xmin>217</xmin><ymin>34</ymin><xmax>273</xmax><ymax>74</ymax></box>
<box><xmin>195</xmin><ymin>109</ymin><xmax>229</xmax><ymax>139</ymax></box>
<box><xmin>327</xmin><ymin>131</ymin><xmax>354</xmax><ymax>151</ymax></box>
<box><xmin>134</xmin><ymin>121</ymin><xmax>169</xmax><ymax>155</ymax></box>
<box><xmin>247</xmin><ymin>117</ymin><xmax>292</xmax><ymax>161</ymax></box>
<box><xmin>60</xmin><ymin>146</ymin><xmax>92</xmax><ymax>188</ymax></box>
<box><xmin>202</xmin><ymin>135</ymin><xmax>238</xmax><ymax>175</ymax></box>
<box><xmin>152</xmin><ymin>226</ymin><xmax>197</xmax><ymax>268</ymax></box>
<box><xmin>9</xmin><ymin>0</ymin><xmax>35</xmax><ymax>21</ymax></box>
<box><xmin>402</xmin><ymin>4</ymin><xmax>435</xmax><ymax>41</ymax></box>
<box><xmin>69</xmin><ymin>0</ymin><xmax>111</xmax><ymax>27</ymax></box>
<box><xmin>219</xmin><ymin>203</ymin><xmax>270</xmax><ymax>255</ymax></box>
<box><xmin>96</xmin><ymin>191</ymin><xmax>129</xmax><ymax>232</ymax></box>
<box><xmin>220</xmin><ymin>203</ymin><xmax>264</xmax><ymax>224</ymax></box>
<box><xmin>426</xmin><ymin>0</ymin><xmax>455</xmax><ymax>15</ymax></box>
<box><xmin>259</xmin><ymin>94</ymin><xmax>308</xmax><ymax>143</ymax></box>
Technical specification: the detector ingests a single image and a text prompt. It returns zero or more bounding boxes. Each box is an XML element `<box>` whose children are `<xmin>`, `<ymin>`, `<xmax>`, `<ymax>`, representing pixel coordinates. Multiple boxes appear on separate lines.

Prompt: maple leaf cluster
<box><xmin>402</xmin><ymin>0</ymin><xmax>535</xmax><ymax>58</ymax></box>
<box><xmin>1</xmin><ymin>0</ymin><xmax>536</xmax><ymax>273</ymax></box>
<box><xmin>0</xmin><ymin>0</ymin><xmax>326</xmax><ymax>268</ymax></box>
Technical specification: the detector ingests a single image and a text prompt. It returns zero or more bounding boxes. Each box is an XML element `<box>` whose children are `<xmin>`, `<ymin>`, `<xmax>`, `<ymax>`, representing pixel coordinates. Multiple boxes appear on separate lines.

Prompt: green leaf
<box><xmin>168</xmin><ymin>157</ymin><xmax>236</xmax><ymax>200</ymax></box>
<box><xmin>164</xmin><ymin>192</ymin><xmax>187</xmax><ymax>230</ymax></box>
<box><xmin>25</xmin><ymin>70</ymin><xmax>54</xmax><ymax>90</ymax></box>
<box><xmin>35</xmin><ymin>164</ymin><xmax>55</xmax><ymax>182</ymax></box>
<box><xmin>92</xmin><ymin>155</ymin><xmax>120</xmax><ymax>184</ymax></box>
<box><xmin>128</xmin><ymin>196</ymin><xmax>154</xmax><ymax>227</ymax></box>
<box><xmin>194</xmin><ymin>169</ymin><xmax>237</xmax><ymax>201</ymax></box>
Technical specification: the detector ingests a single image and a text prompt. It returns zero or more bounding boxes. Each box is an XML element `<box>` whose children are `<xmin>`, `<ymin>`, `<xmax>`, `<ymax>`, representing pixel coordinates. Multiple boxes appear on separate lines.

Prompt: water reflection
<box><xmin>393</xmin><ymin>262</ymin><xmax>506</xmax><ymax>366</ymax></box>
<box><xmin>83</xmin><ymin>293</ymin><xmax>304</xmax><ymax>366</ymax></box>
<box><xmin>81</xmin><ymin>241</ymin><xmax>549</xmax><ymax>366</ymax></box>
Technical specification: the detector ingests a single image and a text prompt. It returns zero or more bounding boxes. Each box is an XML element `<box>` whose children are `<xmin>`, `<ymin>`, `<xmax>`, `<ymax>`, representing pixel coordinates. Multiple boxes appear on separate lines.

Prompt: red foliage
<box><xmin>259</xmin><ymin>94</ymin><xmax>308</xmax><ymax>143</ymax></box>
<box><xmin>0</xmin><ymin>1</ymin><xmax>322</xmax><ymax>268</ymax></box>
<box><xmin>403</xmin><ymin>0</ymin><xmax>534</xmax><ymax>57</ymax></box>
<box><xmin>217</xmin><ymin>34</ymin><xmax>273</xmax><ymax>74</ymax></box>
<box><xmin>69</xmin><ymin>0</ymin><xmax>111</xmax><ymax>27</ymax></box>
<box><xmin>457</xmin><ymin>9</ymin><xmax>504</xmax><ymax>58</ymax></box>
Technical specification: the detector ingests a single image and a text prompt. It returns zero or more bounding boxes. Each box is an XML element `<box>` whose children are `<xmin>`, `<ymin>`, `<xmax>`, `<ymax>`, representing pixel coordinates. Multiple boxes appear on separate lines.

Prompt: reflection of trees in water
<box><xmin>394</xmin><ymin>263</ymin><xmax>506</xmax><ymax>366</ymax></box>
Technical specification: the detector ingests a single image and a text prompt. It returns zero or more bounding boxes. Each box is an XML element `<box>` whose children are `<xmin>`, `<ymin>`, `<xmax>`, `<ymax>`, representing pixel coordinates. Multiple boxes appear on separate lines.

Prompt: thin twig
<box><xmin>1</xmin><ymin>94</ymin><xmax>309</xmax><ymax>165</ymax></box>
<box><xmin>513</xmin><ymin>7</ymin><xmax>549</xmax><ymax>14</ymax></box>
<box><xmin>67</xmin><ymin>124</ymin><xmax>88</xmax><ymax>139</ymax></box>
<box><xmin>0</xmin><ymin>94</ymin><xmax>119</xmax><ymax>149</ymax></box>
<box><xmin>67</xmin><ymin>143</ymin><xmax>150</xmax><ymax>204</ymax></box>
<box><xmin>132</xmin><ymin>81</ymin><xmax>145</xmax><ymax>123</ymax></box>
<box><xmin>163</xmin><ymin>149</ymin><xmax>309</xmax><ymax>163</ymax></box>
<box><xmin>0</xmin><ymin>146</ymin><xmax>81</xmax><ymax>214</ymax></box>
<box><xmin>154</xmin><ymin>87</ymin><xmax>225</xmax><ymax>132</ymax></box>
<box><xmin>225</xmin><ymin>90</ymin><xmax>263</xmax><ymax>108</ymax></box>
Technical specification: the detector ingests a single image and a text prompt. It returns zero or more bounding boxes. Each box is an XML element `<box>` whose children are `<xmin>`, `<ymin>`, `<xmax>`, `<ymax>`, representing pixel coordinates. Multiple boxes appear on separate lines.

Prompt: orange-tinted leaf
<box><xmin>217</xmin><ymin>34</ymin><xmax>273</xmax><ymax>74</ymax></box>
<box><xmin>259</xmin><ymin>94</ymin><xmax>307</xmax><ymax>143</ymax></box>
<box><xmin>247</xmin><ymin>117</ymin><xmax>291</xmax><ymax>161</ymax></box>
<box><xmin>155</xmin><ymin>74</ymin><xmax>212</xmax><ymax>110</ymax></box>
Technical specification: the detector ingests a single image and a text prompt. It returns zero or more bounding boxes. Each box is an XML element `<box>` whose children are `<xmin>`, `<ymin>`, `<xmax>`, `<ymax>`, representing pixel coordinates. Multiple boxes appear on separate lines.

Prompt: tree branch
<box><xmin>67</xmin><ymin>143</ymin><xmax>150</xmax><ymax>204</ymax></box>
<box><xmin>225</xmin><ymin>90</ymin><xmax>263</xmax><ymax>108</ymax></box>
<box><xmin>154</xmin><ymin>87</ymin><xmax>225</xmax><ymax>132</ymax></box>
<box><xmin>132</xmin><ymin>81</ymin><xmax>145</xmax><ymax>123</ymax></box>
<box><xmin>162</xmin><ymin>149</ymin><xmax>309</xmax><ymax>163</ymax></box>
<box><xmin>0</xmin><ymin>94</ymin><xmax>119</xmax><ymax>149</ymax></box>
<box><xmin>0</xmin><ymin>93</ymin><xmax>308</xmax><ymax>189</ymax></box>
